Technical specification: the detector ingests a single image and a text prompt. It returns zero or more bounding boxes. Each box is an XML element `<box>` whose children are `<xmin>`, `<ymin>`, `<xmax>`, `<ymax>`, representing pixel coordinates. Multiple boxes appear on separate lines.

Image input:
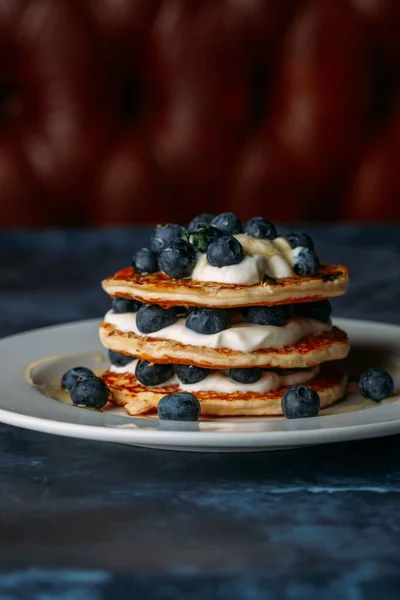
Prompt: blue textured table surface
<box><xmin>1</xmin><ymin>226</ymin><xmax>400</xmax><ymax>600</ymax></box>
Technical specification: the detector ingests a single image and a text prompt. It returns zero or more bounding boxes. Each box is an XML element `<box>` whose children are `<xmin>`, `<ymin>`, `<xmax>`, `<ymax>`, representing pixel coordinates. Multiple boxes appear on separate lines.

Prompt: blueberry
<box><xmin>61</xmin><ymin>366</ymin><xmax>94</xmax><ymax>391</ymax></box>
<box><xmin>132</xmin><ymin>247</ymin><xmax>158</xmax><ymax>275</ymax></box>
<box><xmin>246</xmin><ymin>306</ymin><xmax>287</xmax><ymax>327</ymax></box>
<box><xmin>186</xmin><ymin>226</ymin><xmax>223</xmax><ymax>253</ymax></box>
<box><xmin>359</xmin><ymin>368</ymin><xmax>394</xmax><ymax>402</ymax></box>
<box><xmin>244</xmin><ymin>217</ymin><xmax>277</xmax><ymax>240</ymax></box>
<box><xmin>136</xmin><ymin>304</ymin><xmax>178</xmax><ymax>334</ymax></box>
<box><xmin>158</xmin><ymin>238</ymin><xmax>197</xmax><ymax>279</ymax></box>
<box><xmin>293</xmin><ymin>248</ymin><xmax>319</xmax><ymax>276</ymax></box>
<box><xmin>157</xmin><ymin>392</ymin><xmax>201</xmax><ymax>421</ymax></box>
<box><xmin>281</xmin><ymin>385</ymin><xmax>320</xmax><ymax>419</ymax></box>
<box><xmin>282</xmin><ymin>304</ymin><xmax>294</xmax><ymax>319</ymax></box>
<box><xmin>71</xmin><ymin>375</ymin><xmax>109</xmax><ymax>409</ymax></box>
<box><xmin>135</xmin><ymin>360</ymin><xmax>174</xmax><ymax>387</ymax></box>
<box><xmin>211</xmin><ymin>212</ymin><xmax>242</xmax><ymax>235</ymax></box>
<box><xmin>207</xmin><ymin>235</ymin><xmax>244</xmax><ymax>267</ymax></box>
<box><xmin>186</xmin><ymin>307</ymin><xmax>229</xmax><ymax>334</ymax></box>
<box><xmin>187</xmin><ymin>213</ymin><xmax>215</xmax><ymax>232</ymax></box>
<box><xmin>176</xmin><ymin>364</ymin><xmax>210</xmax><ymax>384</ymax></box>
<box><xmin>112</xmin><ymin>297</ymin><xmax>142</xmax><ymax>313</ymax></box>
<box><xmin>108</xmin><ymin>349</ymin><xmax>135</xmax><ymax>368</ymax></box>
<box><xmin>295</xmin><ymin>300</ymin><xmax>331</xmax><ymax>323</ymax></box>
<box><xmin>151</xmin><ymin>223</ymin><xmax>185</xmax><ymax>252</ymax></box>
<box><xmin>287</xmin><ymin>232</ymin><xmax>315</xmax><ymax>251</ymax></box>
<box><xmin>229</xmin><ymin>368</ymin><xmax>262</xmax><ymax>384</ymax></box>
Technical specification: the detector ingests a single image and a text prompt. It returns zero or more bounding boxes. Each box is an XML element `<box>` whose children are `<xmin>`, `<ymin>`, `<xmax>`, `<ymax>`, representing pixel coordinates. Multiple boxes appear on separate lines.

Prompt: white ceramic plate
<box><xmin>1</xmin><ymin>318</ymin><xmax>400</xmax><ymax>452</ymax></box>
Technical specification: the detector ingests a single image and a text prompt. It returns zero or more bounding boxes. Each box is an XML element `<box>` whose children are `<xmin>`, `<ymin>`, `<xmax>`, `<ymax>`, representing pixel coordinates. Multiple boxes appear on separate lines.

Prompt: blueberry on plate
<box><xmin>245</xmin><ymin>306</ymin><xmax>287</xmax><ymax>327</ymax></box>
<box><xmin>61</xmin><ymin>366</ymin><xmax>94</xmax><ymax>391</ymax></box>
<box><xmin>294</xmin><ymin>300</ymin><xmax>331</xmax><ymax>323</ymax></box>
<box><xmin>229</xmin><ymin>368</ymin><xmax>262</xmax><ymax>384</ymax></box>
<box><xmin>135</xmin><ymin>360</ymin><xmax>174</xmax><ymax>386</ymax></box>
<box><xmin>186</xmin><ymin>226</ymin><xmax>222</xmax><ymax>253</ymax></box>
<box><xmin>136</xmin><ymin>304</ymin><xmax>178</xmax><ymax>334</ymax></box>
<box><xmin>244</xmin><ymin>217</ymin><xmax>277</xmax><ymax>240</ymax></box>
<box><xmin>158</xmin><ymin>238</ymin><xmax>197</xmax><ymax>279</ymax></box>
<box><xmin>71</xmin><ymin>375</ymin><xmax>109</xmax><ymax>409</ymax></box>
<box><xmin>112</xmin><ymin>297</ymin><xmax>142</xmax><ymax>313</ymax></box>
<box><xmin>206</xmin><ymin>235</ymin><xmax>244</xmax><ymax>267</ymax></box>
<box><xmin>186</xmin><ymin>307</ymin><xmax>229</xmax><ymax>335</ymax></box>
<box><xmin>287</xmin><ymin>232</ymin><xmax>315</xmax><ymax>251</ymax></box>
<box><xmin>293</xmin><ymin>248</ymin><xmax>319</xmax><ymax>276</ymax></box>
<box><xmin>187</xmin><ymin>213</ymin><xmax>215</xmax><ymax>232</ymax></box>
<box><xmin>157</xmin><ymin>392</ymin><xmax>201</xmax><ymax>421</ymax></box>
<box><xmin>359</xmin><ymin>368</ymin><xmax>394</xmax><ymax>402</ymax></box>
<box><xmin>281</xmin><ymin>385</ymin><xmax>320</xmax><ymax>419</ymax></box>
<box><xmin>108</xmin><ymin>349</ymin><xmax>135</xmax><ymax>368</ymax></box>
<box><xmin>176</xmin><ymin>364</ymin><xmax>210</xmax><ymax>384</ymax></box>
<box><xmin>151</xmin><ymin>223</ymin><xmax>185</xmax><ymax>253</ymax></box>
<box><xmin>132</xmin><ymin>247</ymin><xmax>158</xmax><ymax>275</ymax></box>
<box><xmin>211</xmin><ymin>212</ymin><xmax>242</xmax><ymax>235</ymax></box>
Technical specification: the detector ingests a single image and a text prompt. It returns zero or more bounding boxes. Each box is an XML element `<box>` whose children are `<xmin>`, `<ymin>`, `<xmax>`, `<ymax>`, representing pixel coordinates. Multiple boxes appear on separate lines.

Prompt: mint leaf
<box><xmin>263</xmin><ymin>274</ymin><xmax>278</xmax><ymax>285</ymax></box>
<box><xmin>318</xmin><ymin>271</ymin><xmax>343</xmax><ymax>282</ymax></box>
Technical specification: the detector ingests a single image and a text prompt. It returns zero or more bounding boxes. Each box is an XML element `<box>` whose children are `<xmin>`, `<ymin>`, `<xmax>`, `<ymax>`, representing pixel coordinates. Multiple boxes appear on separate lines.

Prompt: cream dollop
<box><xmin>104</xmin><ymin>310</ymin><xmax>331</xmax><ymax>352</ymax></box>
<box><xmin>191</xmin><ymin>253</ymin><xmax>266</xmax><ymax>285</ymax></box>
<box><xmin>189</xmin><ymin>235</ymin><xmax>299</xmax><ymax>286</ymax></box>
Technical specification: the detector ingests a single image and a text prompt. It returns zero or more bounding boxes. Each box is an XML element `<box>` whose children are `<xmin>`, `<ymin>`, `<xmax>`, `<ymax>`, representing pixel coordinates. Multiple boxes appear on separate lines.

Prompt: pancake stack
<box><xmin>100</xmin><ymin>216</ymin><xmax>350</xmax><ymax>417</ymax></box>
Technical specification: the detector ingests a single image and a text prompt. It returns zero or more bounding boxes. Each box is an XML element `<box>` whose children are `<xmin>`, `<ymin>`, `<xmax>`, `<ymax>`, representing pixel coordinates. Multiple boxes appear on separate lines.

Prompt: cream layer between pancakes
<box><xmin>109</xmin><ymin>359</ymin><xmax>320</xmax><ymax>394</ymax></box>
<box><xmin>103</xmin><ymin>311</ymin><xmax>331</xmax><ymax>353</ymax></box>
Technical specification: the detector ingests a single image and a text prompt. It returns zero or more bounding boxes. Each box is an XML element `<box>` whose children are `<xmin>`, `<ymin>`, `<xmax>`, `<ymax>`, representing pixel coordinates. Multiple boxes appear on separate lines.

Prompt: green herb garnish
<box><xmin>185</xmin><ymin>226</ymin><xmax>221</xmax><ymax>253</ymax></box>
<box><xmin>263</xmin><ymin>274</ymin><xmax>278</xmax><ymax>285</ymax></box>
<box><xmin>317</xmin><ymin>271</ymin><xmax>343</xmax><ymax>282</ymax></box>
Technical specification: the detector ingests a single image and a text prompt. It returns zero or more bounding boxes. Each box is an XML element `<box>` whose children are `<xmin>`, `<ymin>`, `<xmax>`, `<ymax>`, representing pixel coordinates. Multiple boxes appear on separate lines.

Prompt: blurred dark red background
<box><xmin>1</xmin><ymin>0</ymin><xmax>400</xmax><ymax>226</ymax></box>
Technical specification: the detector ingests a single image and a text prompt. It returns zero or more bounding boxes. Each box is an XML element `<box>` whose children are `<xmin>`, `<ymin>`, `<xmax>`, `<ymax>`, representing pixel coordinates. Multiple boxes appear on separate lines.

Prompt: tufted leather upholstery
<box><xmin>1</xmin><ymin>0</ymin><xmax>400</xmax><ymax>226</ymax></box>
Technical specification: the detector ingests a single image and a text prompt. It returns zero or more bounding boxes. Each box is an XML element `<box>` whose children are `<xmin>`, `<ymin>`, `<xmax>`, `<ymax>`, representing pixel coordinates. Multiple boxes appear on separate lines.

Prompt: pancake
<box><xmin>102</xmin><ymin>264</ymin><xmax>348</xmax><ymax>309</ymax></box>
<box><xmin>100</xmin><ymin>322</ymin><xmax>349</xmax><ymax>369</ymax></box>
<box><xmin>103</xmin><ymin>364</ymin><xmax>348</xmax><ymax>417</ymax></box>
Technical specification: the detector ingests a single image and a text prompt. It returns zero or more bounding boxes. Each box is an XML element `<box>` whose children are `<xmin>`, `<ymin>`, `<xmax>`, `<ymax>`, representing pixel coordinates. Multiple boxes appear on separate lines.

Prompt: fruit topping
<box><xmin>71</xmin><ymin>375</ymin><xmax>109</xmax><ymax>409</ymax></box>
<box><xmin>245</xmin><ymin>306</ymin><xmax>287</xmax><ymax>327</ymax></box>
<box><xmin>151</xmin><ymin>223</ymin><xmax>185</xmax><ymax>252</ymax></box>
<box><xmin>186</xmin><ymin>307</ymin><xmax>229</xmax><ymax>334</ymax></box>
<box><xmin>136</xmin><ymin>304</ymin><xmax>178</xmax><ymax>334</ymax></box>
<box><xmin>281</xmin><ymin>385</ymin><xmax>320</xmax><ymax>418</ymax></box>
<box><xmin>61</xmin><ymin>367</ymin><xmax>94</xmax><ymax>391</ymax></box>
<box><xmin>158</xmin><ymin>238</ymin><xmax>197</xmax><ymax>279</ymax></box>
<box><xmin>244</xmin><ymin>217</ymin><xmax>277</xmax><ymax>240</ymax></box>
<box><xmin>187</xmin><ymin>213</ymin><xmax>215</xmax><ymax>232</ymax></box>
<box><xmin>112</xmin><ymin>297</ymin><xmax>142</xmax><ymax>313</ymax></box>
<box><xmin>359</xmin><ymin>368</ymin><xmax>395</xmax><ymax>402</ymax></box>
<box><xmin>135</xmin><ymin>360</ymin><xmax>174</xmax><ymax>386</ymax></box>
<box><xmin>157</xmin><ymin>392</ymin><xmax>201</xmax><ymax>421</ymax></box>
<box><xmin>229</xmin><ymin>367</ymin><xmax>262</xmax><ymax>384</ymax></box>
<box><xmin>176</xmin><ymin>364</ymin><xmax>210</xmax><ymax>384</ymax></box>
<box><xmin>132</xmin><ymin>248</ymin><xmax>158</xmax><ymax>275</ymax></box>
<box><xmin>211</xmin><ymin>212</ymin><xmax>242</xmax><ymax>235</ymax></box>
<box><xmin>108</xmin><ymin>350</ymin><xmax>135</xmax><ymax>367</ymax></box>
<box><xmin>206</xmin><ymin>235</ymin><xmax>244</xmax><ymax>267</ymax></box>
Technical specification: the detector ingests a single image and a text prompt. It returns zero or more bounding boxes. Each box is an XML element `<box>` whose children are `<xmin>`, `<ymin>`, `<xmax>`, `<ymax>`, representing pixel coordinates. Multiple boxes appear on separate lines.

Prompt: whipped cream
<box><xmin>190</xmin><ymin>235</ymin><xmax>300</xmax><ymax>286</ymax></box>
<box><xmin>104</xmin><ymin>310</ymin><xmax>331</xmax><ymax>352</ymax></box>
<box><xmin>109</xmin><ymin>360</ymin><xmax>319</xmax><ymax>394</ymax></box>
<box><xmin>192</xmin><ymin>254</ymin><xmax>266</xmax><ymax>285</ymax></box>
